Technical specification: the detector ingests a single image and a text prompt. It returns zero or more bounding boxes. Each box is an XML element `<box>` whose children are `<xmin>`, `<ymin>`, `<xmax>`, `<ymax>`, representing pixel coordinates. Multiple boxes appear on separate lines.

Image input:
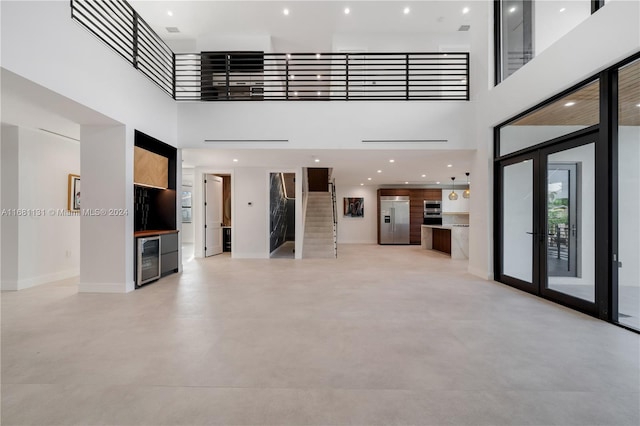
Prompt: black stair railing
<box><xmin>71</xmin><ymin>0</ymin><xmax>470</xmax><ymax>102</ymax></box>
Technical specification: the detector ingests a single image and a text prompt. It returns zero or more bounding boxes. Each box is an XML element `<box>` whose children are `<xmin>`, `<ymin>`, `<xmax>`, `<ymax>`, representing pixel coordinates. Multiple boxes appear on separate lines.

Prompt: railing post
<box><xmin>285</xmin><ymin>54</ymin><xmax>289</xmax><ymax>100</ymax></box>
<box><xmin>345</xmin><ymin>53</ymin><xmax>349</xmax><ymax>101</ymax></box>
<box><xmin>132</xmin><ymin>11</ymin><xmax>139</xmax><ymax>69</ymax></box>
<box><xmin>172</xmin><ymin>52</ymin><xmax>176</xmax><ymax>100</ymax></box>
<box><xmin>466</xmin><ymin>53</ymin><xmax>470</xmax><ymax>101</ymax></box>
<box><xmin>405</xmin><ymin>54</ymin><xmax>410</xmax><ymax>100</ymax></box>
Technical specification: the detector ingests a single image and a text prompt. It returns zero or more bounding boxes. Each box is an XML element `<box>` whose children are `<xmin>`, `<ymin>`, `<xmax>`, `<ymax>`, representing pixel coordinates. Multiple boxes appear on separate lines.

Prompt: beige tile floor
<box><xmin>2</xmin><ymin>244</ymin><xmax>639</xmax><ymax>425</ymax></box>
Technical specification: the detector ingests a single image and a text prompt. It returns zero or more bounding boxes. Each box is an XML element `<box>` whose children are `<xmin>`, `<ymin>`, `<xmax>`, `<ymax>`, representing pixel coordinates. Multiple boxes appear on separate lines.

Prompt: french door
<box><xmin>497</xmin><ymin>133</ymin><xmax>599</xmax><ymax>315</ymax></box>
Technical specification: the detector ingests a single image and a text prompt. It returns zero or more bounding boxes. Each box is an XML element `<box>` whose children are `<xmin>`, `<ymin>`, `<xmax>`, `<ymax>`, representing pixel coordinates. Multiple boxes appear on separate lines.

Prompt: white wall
<box><xmin>336</xmin><ymin>185</ymin><xmax>378</xmax><ymax>244</ymax></box>
<box><xmin>1</xmin><ymin>125</ymin><xmax>81</xmax><ymax>290</ymax></box>
<box><xmin>534</xmin><ymin>1</ymin><xmax>591</xmax><ymax>56</ymax></box>
<box><xmin>1</xmin><ymin>0</ymin><xmax>177</xmax><ymax>146</ymax></box>
<box><xmin>469</xmin><ymin>0</ymin><xmax>640</xmax><ymax>280</ymax></box>
<box><xmin>618</xmin><ymin>126</ymin><xmax>640</xmax><ymax>287</ymax></box>
<box><xmin>1</xmin><ymin>124</ymin><xmax>20</xmax><ymax>288</ymax></box>
<box><xmin>178</xmin><ymin>101</ymin><xmax>475</xmax><ymax>151</ymax></box>
<box><xmin>332</xmin><ymin>33</ymin><xmax>469</xmax><ymax>52</ymax></box>
<box><xmin>80</xmin><ymin>125</ymin><xmax>134</xmax><ymax>293</ymax></box>
<box><xmin>233</xmin><ymin>168</ymin><xmax>269</xmax><ymax>258</ymax></box>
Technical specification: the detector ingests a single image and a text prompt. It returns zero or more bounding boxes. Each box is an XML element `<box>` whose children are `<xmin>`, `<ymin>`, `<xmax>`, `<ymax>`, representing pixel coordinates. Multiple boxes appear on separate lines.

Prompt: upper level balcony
<box><xmin>71</xmin><ymin>0</ymin><xmax>470</xmax><ymax>102</ymax></box>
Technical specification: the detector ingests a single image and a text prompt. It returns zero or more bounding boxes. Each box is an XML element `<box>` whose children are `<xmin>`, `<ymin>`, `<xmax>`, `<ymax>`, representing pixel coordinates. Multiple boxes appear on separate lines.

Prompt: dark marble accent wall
<box><xmin>270</xmin><ymin>173</ymin><xmax>288</xmax><ymax>252</ymax></box>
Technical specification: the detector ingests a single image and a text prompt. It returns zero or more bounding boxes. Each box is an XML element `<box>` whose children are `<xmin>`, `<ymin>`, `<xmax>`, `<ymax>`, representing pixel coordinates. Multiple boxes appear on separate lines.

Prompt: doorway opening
<box><xmin>204</xmin><ymin>173</ymin><xmax>232</xmax><ymax>257</ymax></box>
<box><xmin>269</xmin><ymin>172</ymin><xmax>296</xmax><ymax>259</ymax></box>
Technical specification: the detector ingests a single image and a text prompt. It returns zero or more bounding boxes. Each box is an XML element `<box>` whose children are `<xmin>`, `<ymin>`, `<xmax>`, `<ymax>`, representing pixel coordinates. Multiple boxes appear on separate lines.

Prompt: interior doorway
<box><xmin>269</xmin><ymin>172</ymin><xmax>296</xmax><ymax>259</ymax></box>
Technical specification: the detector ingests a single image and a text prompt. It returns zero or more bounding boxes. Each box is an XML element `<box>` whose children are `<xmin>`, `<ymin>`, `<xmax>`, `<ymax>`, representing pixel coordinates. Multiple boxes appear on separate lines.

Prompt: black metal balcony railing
<box><xmin>175</xmin><ymin>52</ymin><xmax>469</xmax><ymax>101</ymax></box>
<box><xmin>71</xmin><ymin>0</ymin><xmax>470</xmax><ymax>102</ymax></box>
<box><xmin>71</xmin><ymin>0</ymin><xmax>174</xmax><ymax>96</ymax></box>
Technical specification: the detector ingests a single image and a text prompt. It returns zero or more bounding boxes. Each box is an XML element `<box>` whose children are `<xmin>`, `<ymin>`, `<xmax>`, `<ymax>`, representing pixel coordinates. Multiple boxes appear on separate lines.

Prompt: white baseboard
<box><xmin>9</xmin><ymin>269</ymin><xmax>79</xmax><ymax>290</ymax></box>
<box><xmin>79</xmin><ymin>281</ymin><xmax>134</xmax><ymax>293</ymax></box>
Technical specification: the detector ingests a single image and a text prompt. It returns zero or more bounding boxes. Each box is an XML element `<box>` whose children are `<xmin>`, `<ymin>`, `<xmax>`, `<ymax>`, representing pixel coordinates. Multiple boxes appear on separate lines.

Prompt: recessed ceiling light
<box><xmin>462</xmin><ymin>7</ymin><xmax>470</xmax><ymax>14</ymax></box>
<box><xmin>509</xmin><ymin>7</ymin><xmax>516</xmax><ymax>13</ymax></box>
<box><xmin>377</xmin><ymin>170</ymin><xmax>382</xmax><ymax>173</ymax></box>
<box><xmin>316</xmin><ymin>74</ymin><xmax>321</xmax><ymax>79</ymax></box>
<box><xmin>636</xmin><ymin>103</ymin><xmax>640</xmax><ymax>107</ymax></box>
<box><xmin>404</xmin><ymin>7</ymin><xmax>410</xmax><ymax>15</ymax></box>
<box><xmin>167</xmin><ymin>10</ymin><xmax>173</xmax><ymax>16</ymax></box>
<box><xmin>360</xmin><ymin>183</ymin><xmax>364</xmax><ymax>186</ymax></box>
<box><xmin>283</xmin><ymin>8</ymin><xmax>290</xmax><ymax>16</ymax></box>
<box><xmin>389</xmin><ymin>159</ymin><xmax>395</xmax><ymax>163</ymax></box>
<box><xmin>344</xmin><ymin>7</ymin><xmax>350</xmax><ymax>15</ymax></box>
<box><xmin>436</xmin><ymin>181</ymin><xmax>441</xmax><ymax>184</ymax></box>
<box><xmin>405</xmin><ymin>181</ymin><xmax>409</xmax><ymax>184</ymax></box>
<box><xmin>316</xmin><ymin>53</ymin><xmax>321</xmax><ymax>59</ymax></box>
<box><xmin>293</xmin><ymin>91</ymin><xmax>298</xmax><ymax>96</ymax></box>
<box><xmin>564</xmin><ymin>101</ymin><xmax>576</xmax><ymax>107</ymax></box>
<box><xmin>286</xmin><ymin>53</ymin><xmax>291</xmax><ymax>59</ymax></box>
<box><xmin>367</xmin><ymin>177</ymin><xmax>372</xmax><ymax>181</ymax></box>
<box><xmin>233</xmin><ymin>158</ymin><xmax>238</xmax><ymax>162</ymax></box>
<box><xmin>447</xmin><ymin>164</ymin><xmax>453</xmax><ymax>168</ymax></box>
<box><xmin>314</xmin><ymin>158</ymin><xmax>320</xmax><ymax>163</ymax></box>
<box><xmin>559</xmin><ymin>7</ymin><xmax>566</xmax><ymax>12</ymax></box>
<box><xmin>290</xmin><ymin>74</ymin><xmax>295</xmax><ymax>80</ymax></box>
<box><xmin>317</xmin><ymin>91</ymin><xmax>321</xmax><ymax>96</ymax></box>
<box><xmin>421</xmin><ymin>174</ymin><xmax>426</xmax><ymax>178</ymax></box>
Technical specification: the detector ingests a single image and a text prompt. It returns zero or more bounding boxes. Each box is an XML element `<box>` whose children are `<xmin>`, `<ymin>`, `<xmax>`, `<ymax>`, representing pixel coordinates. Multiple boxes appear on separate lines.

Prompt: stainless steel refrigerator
<box><xmin>380</xmin><ymin>196</ymin><xmax>410</xmax><ymax>244</ymax></box>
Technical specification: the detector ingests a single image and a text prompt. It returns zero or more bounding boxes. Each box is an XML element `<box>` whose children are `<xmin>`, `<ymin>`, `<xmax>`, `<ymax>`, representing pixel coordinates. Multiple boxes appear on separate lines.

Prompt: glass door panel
<box><xmin>502</xmin><ymin>158</ymin><xmax>535</xmax><ymax>286</ymax></box>
<box><xmin>544</xmin><ymin>142</ymin><xmax>596</xmax><ymax>303</ymax></box>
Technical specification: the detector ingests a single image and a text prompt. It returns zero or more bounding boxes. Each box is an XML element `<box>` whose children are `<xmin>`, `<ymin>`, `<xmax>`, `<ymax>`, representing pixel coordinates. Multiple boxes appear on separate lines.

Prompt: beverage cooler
<box><xmin>137</xmin><ymin>236</ymin><xmax>161</xmax><ymax>286</ymax></box>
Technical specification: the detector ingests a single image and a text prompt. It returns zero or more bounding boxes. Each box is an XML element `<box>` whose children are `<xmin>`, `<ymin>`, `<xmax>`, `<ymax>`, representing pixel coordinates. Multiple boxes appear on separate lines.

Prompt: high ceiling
<box><xmin>132</xmin><ymin>1</ymin><xmax>477</xmax><ymax>187</ymax></box>
<box><xmin>130</xmin><ymin>0</ymin><xmax>475</xmax><ymax>52</ymax></box>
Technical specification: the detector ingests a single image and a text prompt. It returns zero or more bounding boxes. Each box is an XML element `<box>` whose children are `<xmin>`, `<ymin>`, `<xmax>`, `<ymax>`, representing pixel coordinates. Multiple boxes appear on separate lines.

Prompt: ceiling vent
<box><xmin>458</xmin><ymin>25</ymin><xmax>471</xmax><ymax>31</ymax></box>
<box><xmin>166</xmin><ymin>27</ymin><xmax>180</xmax><ymax>33</ymax></box>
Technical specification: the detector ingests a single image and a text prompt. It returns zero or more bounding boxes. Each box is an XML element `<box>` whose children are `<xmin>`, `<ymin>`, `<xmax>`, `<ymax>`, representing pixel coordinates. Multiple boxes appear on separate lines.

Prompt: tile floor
<box><xmin>2</xmin><ymin>245</ymin><xmax>639</xmax><ymax>425</ymax></box>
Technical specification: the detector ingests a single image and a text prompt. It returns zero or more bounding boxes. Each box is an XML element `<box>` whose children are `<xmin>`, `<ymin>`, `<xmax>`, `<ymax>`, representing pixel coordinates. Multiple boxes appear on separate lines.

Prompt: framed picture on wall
<box><xmin>344</xmin><ymin>197</ymin><xmax>364</xmax><ymax>218</ymax></box>
<box><xmin>68</xmin><ymin>174</ymin><xmax>80</xmax><ymax>211</ymax></box>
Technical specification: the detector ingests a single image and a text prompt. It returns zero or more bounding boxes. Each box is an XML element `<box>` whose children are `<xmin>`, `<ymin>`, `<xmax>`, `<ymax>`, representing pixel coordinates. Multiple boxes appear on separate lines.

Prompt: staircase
<box><xmin>303</xmin><ymin>192</ymin><xmax>337</xmax><ymax>258</ymax></box>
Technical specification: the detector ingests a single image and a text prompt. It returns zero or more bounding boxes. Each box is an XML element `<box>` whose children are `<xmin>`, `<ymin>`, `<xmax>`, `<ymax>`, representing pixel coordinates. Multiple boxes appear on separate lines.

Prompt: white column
<box><xmin>1</xmin><ymin>124</ymin><xmax>20</xmax><ymax>290</ymax></box>
<box><xmin>79</xmin><ymin>125</ymin><xmax>134</xmax><ymax>293</ymax></box>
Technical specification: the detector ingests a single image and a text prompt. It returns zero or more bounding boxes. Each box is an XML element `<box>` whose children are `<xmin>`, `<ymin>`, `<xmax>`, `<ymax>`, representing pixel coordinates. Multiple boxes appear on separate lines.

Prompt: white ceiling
<box><xmin>182</xmin><ymin>148</ymin><xmax>475</xmax><ymax>187</ymax></box>
<box><xmin>131</xmin><ymin>0</ymin><xmax>475</xmax><ymax>52</ymax></box>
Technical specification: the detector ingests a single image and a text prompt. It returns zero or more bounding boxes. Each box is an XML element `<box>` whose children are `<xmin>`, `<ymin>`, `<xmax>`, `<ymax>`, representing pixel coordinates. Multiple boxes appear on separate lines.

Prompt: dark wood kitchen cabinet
<box><xmin>432</xmin><ymin>228</ymin><xmax>452</xmax><ymax>255</ymax></box>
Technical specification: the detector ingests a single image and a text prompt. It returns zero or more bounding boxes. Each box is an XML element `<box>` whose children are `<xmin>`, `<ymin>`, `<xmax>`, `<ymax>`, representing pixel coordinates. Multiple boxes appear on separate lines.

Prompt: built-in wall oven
<box><xmin>137</xmin><ymin>236</ymin><xmax>161</xmax><ymax>287</ymax></box>
<box><xmin>423</xmin><ymin>200</ymin><xmax>443</xmax><ymax>225</ymax></box>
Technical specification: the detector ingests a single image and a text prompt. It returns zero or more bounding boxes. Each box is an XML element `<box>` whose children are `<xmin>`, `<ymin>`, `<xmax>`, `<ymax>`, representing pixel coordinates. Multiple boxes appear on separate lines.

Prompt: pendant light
<box><xmin>463</xmin><ymin>172</ymin><xmax>470</xmax><ymax>199</ymax></box>
<box><xmin>448</xmin><ymin>177</ymin><xmax>458</xmax><ymax>200</ymax></box>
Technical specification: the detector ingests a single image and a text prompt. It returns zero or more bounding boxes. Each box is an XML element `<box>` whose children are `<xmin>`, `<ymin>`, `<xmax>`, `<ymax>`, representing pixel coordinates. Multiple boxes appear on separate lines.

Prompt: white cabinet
<box><xmin>441</xmin><ymin>189</ymin><xmax>469</xmax><ymax>213</ymax></box>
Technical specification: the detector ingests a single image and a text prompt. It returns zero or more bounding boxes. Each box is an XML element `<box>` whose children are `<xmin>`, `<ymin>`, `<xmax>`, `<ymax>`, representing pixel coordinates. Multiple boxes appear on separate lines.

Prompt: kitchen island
<box><xmin>421</xmin><ymin>225</ymin><xmax>469</xmax><ymax>259</ymax></box>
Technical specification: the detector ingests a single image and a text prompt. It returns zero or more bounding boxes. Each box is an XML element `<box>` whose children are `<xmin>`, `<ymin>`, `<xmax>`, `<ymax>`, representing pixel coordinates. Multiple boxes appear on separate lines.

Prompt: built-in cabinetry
<box><xmin>134</xmin><ymin>131</ymin><xmax>179</xmax><ymax>287</ymax></box>
<box><xmin>432</xmin><ymin>228</ymin><xmax>452</xmax><ymax>254</ymax></box>
<box><xmin>134</xmin><ymin>230</ymin><xmax>179</xmax><ymax>287</ymax></box>
<box><xmin>377</xmin><ymin>188</ymin><xmax>441</xmax><ymax>245</ymax></box>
